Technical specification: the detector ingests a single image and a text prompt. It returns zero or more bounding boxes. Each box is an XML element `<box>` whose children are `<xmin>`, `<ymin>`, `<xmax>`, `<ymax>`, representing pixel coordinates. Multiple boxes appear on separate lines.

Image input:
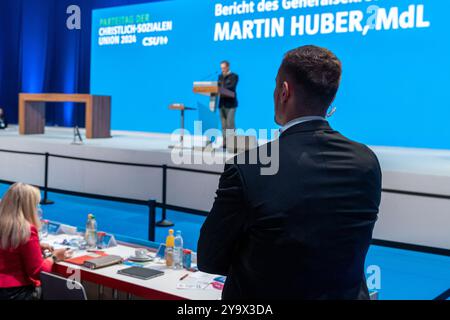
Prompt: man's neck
<box><xmin>280</xmin><ymin>115</ymin><xmax>326</xmax><ymax>133</ymax></box>
<box><xmin>284</xmin><ymin>112</ymin><xmax>325</xmax><ymax>124</ymax></box>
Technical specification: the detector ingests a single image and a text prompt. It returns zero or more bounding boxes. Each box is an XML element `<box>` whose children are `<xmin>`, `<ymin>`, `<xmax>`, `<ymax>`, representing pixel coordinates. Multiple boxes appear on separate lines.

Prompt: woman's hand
<box><xmin>52</xmin><ymin>248</ymin><xmax>72</xmax><ymax>262</ymax></box>
<box><xmin>40</xmin><ymin>243</ymin><xmax>54</xmax><ymax>253</ymax></box>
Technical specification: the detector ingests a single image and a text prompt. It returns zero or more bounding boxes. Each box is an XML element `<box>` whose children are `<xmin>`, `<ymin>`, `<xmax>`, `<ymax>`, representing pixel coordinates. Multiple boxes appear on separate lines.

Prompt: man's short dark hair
<box><xmin>280</xmin><ymin>45</ymin><xmax>342</xmax><ymax>111</ymax></box>
<box><xmin>221</xmin><ymin>60</ymin><xmax>230</xmax><ymax>67</ymax></box>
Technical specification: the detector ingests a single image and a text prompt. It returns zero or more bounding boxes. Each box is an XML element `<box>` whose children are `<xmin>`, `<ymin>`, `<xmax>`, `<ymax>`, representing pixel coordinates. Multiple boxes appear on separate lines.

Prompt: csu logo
<box><xmin>143</xmin><ymin>36</ymin><xmax>169</xmax><ymax>47</ymax></box>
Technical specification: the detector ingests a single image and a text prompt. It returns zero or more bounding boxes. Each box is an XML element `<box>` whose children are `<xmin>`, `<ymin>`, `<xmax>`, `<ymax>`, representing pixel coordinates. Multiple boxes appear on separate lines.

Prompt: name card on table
<box><xmin>59</xmin><ymin>224</ymin><xmax>78</xmax><ymax>235</ymax></box>
<box><xmin>48</xmin><ymin>222</ymin><xmax>61</xmax><ymax>234</ymax></box>
<box><xmin>98</xmin><ymin>233</ymin><xmax>118</xmax><ymax>249</ymax></box>
<box><xmin>47</xmin><ymin>222</ymin><xmax>78</xmax><ymax>235</ymax></box>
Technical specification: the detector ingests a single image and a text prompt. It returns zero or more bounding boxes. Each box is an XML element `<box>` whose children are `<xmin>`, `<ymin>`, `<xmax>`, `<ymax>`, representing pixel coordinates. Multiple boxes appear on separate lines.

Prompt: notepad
<box><xmin>65</xmin><ymin>251</ymin><xmax>108</xmax><ymax>266</ymax></box>
<box><xmin>117</xmin><ymin>267</ymin><xmax>164</xmax><ymax>280</ymax></box>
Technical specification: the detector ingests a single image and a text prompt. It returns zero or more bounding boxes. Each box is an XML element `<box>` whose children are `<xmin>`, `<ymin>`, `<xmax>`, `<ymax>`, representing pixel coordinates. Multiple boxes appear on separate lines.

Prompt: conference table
<box><xmin>44</xmin><ymin>233</ymin><xmax>222</xmax><ymax>300</ymax></box>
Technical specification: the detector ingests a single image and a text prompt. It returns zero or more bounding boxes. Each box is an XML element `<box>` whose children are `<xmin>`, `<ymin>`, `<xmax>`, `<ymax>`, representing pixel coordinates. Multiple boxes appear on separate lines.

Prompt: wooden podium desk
<box><xmin>193</xmin><ymin>81</ymin><xmax>235</xmax><ymax>112</ymax></box>
<box><xmin>193</xmin><ymin>83</ymin><xmax>236</xmax><ymax>98</ymax></box>
<box><xmin>19</xmin><ymin>93</ymin><xmax>111</xmax><ymax>139</ymax></box>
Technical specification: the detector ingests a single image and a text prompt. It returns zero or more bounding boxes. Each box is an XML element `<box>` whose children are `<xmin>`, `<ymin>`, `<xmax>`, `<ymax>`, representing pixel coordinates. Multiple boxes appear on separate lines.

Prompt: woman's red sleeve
<box><xmin>19</xmin><ymin>226</ymin><xmax>54</xmax><ymax>284</ymax></box>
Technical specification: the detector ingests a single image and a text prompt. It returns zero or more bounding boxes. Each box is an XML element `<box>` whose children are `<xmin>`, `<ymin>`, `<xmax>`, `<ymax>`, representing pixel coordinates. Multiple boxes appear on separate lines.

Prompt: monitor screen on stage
<box><xmin>91</xmin><ymin>0</ymin><xmax>450</xmax><ymax>149</ymax></box>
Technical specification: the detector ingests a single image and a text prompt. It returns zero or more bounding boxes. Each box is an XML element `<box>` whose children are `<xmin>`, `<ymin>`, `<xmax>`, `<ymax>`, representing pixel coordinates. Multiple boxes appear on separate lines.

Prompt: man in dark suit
<box><xmin>218</xmin><ymin>61</ymin><xmax>239</xmax><ymax>147</ymax></box>
<box><xmin>198</xmin><ymin>45</ymin><xmax>382</xmax><ymax>300</ymax></box>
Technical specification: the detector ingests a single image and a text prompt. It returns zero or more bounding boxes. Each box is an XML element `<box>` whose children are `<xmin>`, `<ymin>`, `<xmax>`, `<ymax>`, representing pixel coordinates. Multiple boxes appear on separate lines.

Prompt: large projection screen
<box><xmin>91</xmin><ymin>0</ymin><xmax>450</xmax><ymax>150</ymax></box>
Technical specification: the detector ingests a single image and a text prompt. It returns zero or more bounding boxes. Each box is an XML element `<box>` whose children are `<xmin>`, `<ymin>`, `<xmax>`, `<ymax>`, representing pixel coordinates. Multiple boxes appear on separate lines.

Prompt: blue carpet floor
<box><xmin>0</xmin><ymin>183</ymin><xmax>448</xmax><ymax>300</ymax></box>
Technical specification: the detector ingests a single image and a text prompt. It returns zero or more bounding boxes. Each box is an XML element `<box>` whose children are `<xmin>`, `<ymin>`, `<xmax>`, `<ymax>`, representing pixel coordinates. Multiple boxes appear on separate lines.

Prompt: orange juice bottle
<box><xmin>165</xmin><ymin>229</ymin><xmax>175</xmax><ymax>267</ymax></box>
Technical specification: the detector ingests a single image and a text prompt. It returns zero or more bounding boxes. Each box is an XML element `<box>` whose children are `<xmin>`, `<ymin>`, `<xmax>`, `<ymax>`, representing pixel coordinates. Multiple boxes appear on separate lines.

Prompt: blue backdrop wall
<box><xmin>89</xmin><ymin>0</ymin><xmax>450</xmax><ymax>149</ymax></box>
<box><xmin>2</xmin><ymin>0</ymin><xmax>450</xmax><ymax>150</ymax></box>
<box><xmin>0</xmin><ymin>0</ymin><xmax>159</xmax><ymax>127</ymax></box>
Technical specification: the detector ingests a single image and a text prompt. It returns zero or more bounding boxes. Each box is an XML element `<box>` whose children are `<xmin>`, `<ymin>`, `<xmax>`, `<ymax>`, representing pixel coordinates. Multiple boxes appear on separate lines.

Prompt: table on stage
<box><xmin>44</xmin><ymin>233</ymin><xmax>222</xmax><ymax>300</ymax></box>
<box><xmin>19</xmin><ymin>93</ymin><xmax>111</xmax><ymax>139</ymax></box>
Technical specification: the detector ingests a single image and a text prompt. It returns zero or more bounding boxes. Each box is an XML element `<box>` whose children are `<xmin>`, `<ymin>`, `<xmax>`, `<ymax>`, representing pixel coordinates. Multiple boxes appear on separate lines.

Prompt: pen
<box><xmin>179</xmin><ymin>274</ymin><xmax>189</xmax><ymax>281</ymax></box>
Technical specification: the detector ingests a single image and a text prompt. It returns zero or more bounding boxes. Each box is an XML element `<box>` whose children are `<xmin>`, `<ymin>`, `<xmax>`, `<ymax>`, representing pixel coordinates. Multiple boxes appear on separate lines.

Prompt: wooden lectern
<box><xmin>19</xmin><ymin>93</ymin><xmax>111</xmax><ymax>139</ymax></box>
<box><xmin>193</xmin><ymin>81</ymin><xmax>235</xmax><ymax>112</ymax></box>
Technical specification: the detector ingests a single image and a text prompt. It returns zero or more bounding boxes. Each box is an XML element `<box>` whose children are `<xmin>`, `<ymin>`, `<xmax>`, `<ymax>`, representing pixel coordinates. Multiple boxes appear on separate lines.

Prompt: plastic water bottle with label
<box><xmin>173</xmin><ymin>230</ymin><xmax>184</xmax><ymax>270</ymax></box>
<box><xmin>40</xmin><ymin>220</ymin><xmax>49</xmax><ymax>239</ymax></box>
<box><xmin>37</xmin><ymin>205</ymin><xmax>46</xmax><ymax>239</ymax></box>
<box><xmin>85</xmin><ymin>214</ymin><xmax>98</xmax><ymax>249</ymax></box>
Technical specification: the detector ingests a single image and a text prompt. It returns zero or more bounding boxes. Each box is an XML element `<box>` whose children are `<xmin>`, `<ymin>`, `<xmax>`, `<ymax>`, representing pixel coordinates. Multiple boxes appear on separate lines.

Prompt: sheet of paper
<box><xmin>176</xmin><ymin>272</ymin><xmax>216</xmax><ymax>290</ymax></box>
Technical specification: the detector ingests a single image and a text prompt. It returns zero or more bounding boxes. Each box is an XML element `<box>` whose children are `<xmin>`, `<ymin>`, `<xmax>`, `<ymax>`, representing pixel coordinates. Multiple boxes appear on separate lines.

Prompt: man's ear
<box><xmin>282</xmin><ymin>81</ymin><xmax>290</xmax><ymax>102</ymax></box>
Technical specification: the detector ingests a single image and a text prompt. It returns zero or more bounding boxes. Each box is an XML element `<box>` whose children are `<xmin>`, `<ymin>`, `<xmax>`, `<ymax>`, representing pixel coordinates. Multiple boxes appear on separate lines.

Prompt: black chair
<box><xmin>40</xmin><ymin>272</ymin><xmax>87</xmax><ymax>300</ymax></box>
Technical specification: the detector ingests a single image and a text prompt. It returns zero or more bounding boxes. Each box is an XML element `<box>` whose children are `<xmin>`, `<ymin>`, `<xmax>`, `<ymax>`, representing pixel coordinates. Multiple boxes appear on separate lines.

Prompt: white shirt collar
<box><xmin>280</xmin><ymin>116</ymin><xmax>326</xmax><ymax>133</ymax></box>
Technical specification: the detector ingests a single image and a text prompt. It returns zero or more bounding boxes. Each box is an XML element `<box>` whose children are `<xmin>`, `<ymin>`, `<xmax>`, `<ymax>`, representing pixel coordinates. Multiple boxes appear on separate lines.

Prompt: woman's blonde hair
<box><xmin>0</xmin><ymin>183</ymin><xmax>41</xmax><ymax>249</ymax></box>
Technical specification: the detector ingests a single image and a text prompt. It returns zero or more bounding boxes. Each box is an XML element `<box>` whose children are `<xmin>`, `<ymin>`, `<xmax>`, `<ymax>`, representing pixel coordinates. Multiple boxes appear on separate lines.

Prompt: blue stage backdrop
<box><xmin>0</xmin><ymin>0</ymin><xmax>160</xmax><ymax>128</ymax></box>
<box><xmin>90</xmin><ymin>0</ymin><xmax>450</xmax><ymax>149</ymax></box>
<box><xmin>1</xmin><ymin>0</ymin><xmax>449</xmax><ymax>150</ymax></box>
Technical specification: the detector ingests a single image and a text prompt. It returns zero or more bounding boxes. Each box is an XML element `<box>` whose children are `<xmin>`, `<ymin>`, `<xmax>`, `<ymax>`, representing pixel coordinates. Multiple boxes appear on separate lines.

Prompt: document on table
<box><xmin>176</xmin><ymin>272</ymin><xmax>217</xmax><ymax>290</ymax></box>
<box><xmin>42</xmin><ymin>235</ymin><xmax>83</xmax><ymax>249</ymax></box>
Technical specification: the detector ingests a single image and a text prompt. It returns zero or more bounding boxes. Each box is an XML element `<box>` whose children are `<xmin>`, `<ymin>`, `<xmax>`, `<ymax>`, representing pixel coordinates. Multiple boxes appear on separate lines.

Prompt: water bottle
<box><xmin>37</xmin><ymin>204</ymin><xmax>43</xmax><ymax>221</ymax></box>
<box><xmin>40</xmin><ymin>220</ymin><xmax>49</xmax><ymax>239</ymax></box>
<box><xmin>37</xmin><ymin>205</ymin><xmax>46</xmax><ymax>239</ymax></box>
<box><xmin>85</xmin><ymin>214</ymin><xmax>97</xmax><ymax>249</ymax></box>
<box><xmin>173</xmin><ymin>230</ymin><xmax>184</xmax><ymax>270</ymax></box>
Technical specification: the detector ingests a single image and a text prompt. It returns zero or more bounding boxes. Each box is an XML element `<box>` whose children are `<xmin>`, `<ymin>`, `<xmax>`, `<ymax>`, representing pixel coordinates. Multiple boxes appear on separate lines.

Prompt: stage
<box><xmin>0</xmin><ymin>125</ymin><xmax>449</xmax><ymax>250</ymax></box>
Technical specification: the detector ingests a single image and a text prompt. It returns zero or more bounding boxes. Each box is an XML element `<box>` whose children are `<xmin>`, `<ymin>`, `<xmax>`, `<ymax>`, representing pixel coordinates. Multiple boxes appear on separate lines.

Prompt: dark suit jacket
<box><xmin>198</xmin><ymin>120</ymin><xmax>382</xmax><ymax>300</ymax></box>
<box><xmin>218</xmin><ymin>72</ymin><xmax>239</xmax><ymax>108</ymax></box>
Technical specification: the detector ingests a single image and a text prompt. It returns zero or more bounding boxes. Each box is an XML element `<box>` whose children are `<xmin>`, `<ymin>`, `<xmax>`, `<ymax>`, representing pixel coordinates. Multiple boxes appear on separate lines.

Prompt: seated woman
<box><xmin>0</xmin><ymin>183</ymin><xmax>68</xmax><ymax>300</ymax></box>
<box><xmin>0</xmin><ymin>108</ymin><xmax>7</xmax><ymax>129</ymax></box>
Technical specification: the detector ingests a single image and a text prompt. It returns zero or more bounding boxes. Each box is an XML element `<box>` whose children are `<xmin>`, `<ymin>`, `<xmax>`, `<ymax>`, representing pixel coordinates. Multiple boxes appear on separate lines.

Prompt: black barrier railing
<box><xmin>41</xmin><ymin>153</ymin><xmax>54</xmax><ymax>205</ymax></box>
<box><xmin>158</xmin><ymin>165</ymin><xmax>171</xmax><ymax>227</ymax></box>
<box><xmin>0</xmin><ymin>148</ymin><xmax>450</xmax><ymax>256</ymax></box>
<box><xmin>0</xmin><ymin>148</ymin><xmax>222</xmax><ymax>242</ymax></box>
<box><xmin>45</xmin><ymin>152</ymin><xmax>221</xmax><ymax>226</ymax></box>
<box><xmin>148</xmin><ymin>200</ymin><xmax>157</xmax><ymax>242</ymax></box>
